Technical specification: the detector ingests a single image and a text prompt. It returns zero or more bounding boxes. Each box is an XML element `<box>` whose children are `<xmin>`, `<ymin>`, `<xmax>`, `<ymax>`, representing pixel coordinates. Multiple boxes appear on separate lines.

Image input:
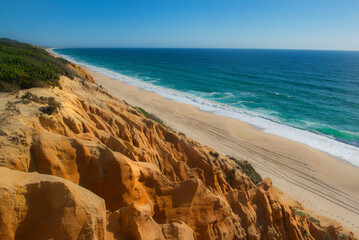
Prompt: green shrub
<box><xmin>293</xmin><ymin>209</ymin><xmax>305</xmax><ymax>217</ymax></box>
<box><xmin>39</xmin><ymin>97</ymin><xmax>60</xmax><ymax>115</ymax></box>
<box><xmin>148</xmin><ymin>113</ymin><xmax>165</xmax><ymax>126</ymax></box>
<box><xmin>21</xmin><ymin>91</ymin><xmax>33</xmax><ymax>100</ymax></box>
<box><xmin>179</xmin><ymin>132</ymin><xmax>186</xmax><ymax>137</ymax></box>
<box><xmin>339</xmin><ymin>233</ymin><xmax>348</xmax><ymax>240</ymax></box>
<box><xmin>21</xmin><ymin>91</ymin><xmax>38</xmax><ymax>103</ymax></box>
<box><xmin>20</xmin><ymin>91</ymin><xmax>60</xmax><ymax>115</ymax></box>
<box><xmin>6</xmin><ymin>100</ymin><xmax>16</xmax><ymax>110</ymax></box>
<box><xmin>0</xmin><ymin>38</ymin><xmax>78</xmax><ymax>91</ymax></box>
<box><xmin>0</xmin><ymin>81</ymin><xmax>20</xmax><ymax>92</ymax></box>
<box><xmin>134</xmin><ymin>106</ymin><xmax>149</xmax><ymax>117</ymax></box>
<box><xmin>133</xmin><ymin>106</ymin><xmax>169</xmax><ymax>128</ymax></box>
<box><xmin>228</xmin><ymin>156</ymin><xmax>262</xmax><ymax>184</ymax></box>
<box><xmin>294</xmin><ymin>209</ymin><xmax>321</xmax><ymax>226</ymax></box>
<box><xmin>309</xmin><ymin>216</ymin><xmax>320</xmax><ymax>225</ymax></box>
<box><xmin>21</xmin><ymin>91</ymin><xmax>50</xmax><ymax>104</ymax></box>
<box><xmin>238</xmin><ymin>160</ymin><xmax>262</xmax><ymax>184</ymax></box>
<box><xmin>209</xmin><ymin>151</ymin><xmax>219</xmax><ymax>158</ymax></box>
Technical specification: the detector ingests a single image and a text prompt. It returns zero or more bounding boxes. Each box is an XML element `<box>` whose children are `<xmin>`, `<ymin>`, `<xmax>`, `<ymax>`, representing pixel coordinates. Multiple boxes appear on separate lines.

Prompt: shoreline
<box><xmin>51</xmin><ymin>48</ymin><xmax>359</xmax><ymax>168</ymax></box>
<box><xmin>49</xmin><ymin>49</ymin><xmax>359</xmax><ymax>234</ymax></box>
<box><xmin>89</xmin><ymin>68</ymin><xmax>359</xmax><ymax>234</ymax></box>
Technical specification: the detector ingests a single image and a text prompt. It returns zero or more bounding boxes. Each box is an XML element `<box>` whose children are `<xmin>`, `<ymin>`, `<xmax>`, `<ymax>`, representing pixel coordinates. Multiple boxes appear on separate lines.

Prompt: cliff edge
<box><xmin>0</xmin><ymin>46</ymin><xmax>355</xmax><ymax>239</ymax></box>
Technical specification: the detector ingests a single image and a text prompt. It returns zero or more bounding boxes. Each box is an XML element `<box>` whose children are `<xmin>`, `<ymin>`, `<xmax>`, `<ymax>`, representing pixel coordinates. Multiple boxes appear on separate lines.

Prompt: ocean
<box><xmin>52</xmin><ymin>48</ymin><xmax>359</xmax><ymax>166</ymax></box>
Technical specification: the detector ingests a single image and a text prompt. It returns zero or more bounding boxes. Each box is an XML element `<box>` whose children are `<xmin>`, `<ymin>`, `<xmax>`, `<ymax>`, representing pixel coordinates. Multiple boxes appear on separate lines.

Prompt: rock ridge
<box><xmin>0</xmin><ymin>68</ymin><xmax>354</xmax><ymax>239</ymax></box>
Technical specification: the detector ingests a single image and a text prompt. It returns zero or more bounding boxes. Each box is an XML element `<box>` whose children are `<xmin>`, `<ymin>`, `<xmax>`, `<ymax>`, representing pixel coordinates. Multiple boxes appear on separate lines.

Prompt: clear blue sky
<box><xmin>1</xmin><ymin>0</ymin><xmax>358</xmax><ymax>50</ymax></box>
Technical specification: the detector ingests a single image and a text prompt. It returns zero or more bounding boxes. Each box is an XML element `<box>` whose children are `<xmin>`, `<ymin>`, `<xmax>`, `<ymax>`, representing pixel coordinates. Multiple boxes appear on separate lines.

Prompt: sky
<box><xmin>1</xmin><ymin>0</ymin><xmax>359</xmax><ymax>50</ymax></box>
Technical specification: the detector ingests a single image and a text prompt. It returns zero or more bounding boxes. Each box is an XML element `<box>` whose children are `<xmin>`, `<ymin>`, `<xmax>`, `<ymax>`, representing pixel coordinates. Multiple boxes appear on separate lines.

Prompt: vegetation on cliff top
<box><xmin>294</xmin><ymin>209</ymin><xmax>321</xmax><ymax>226</ymax></box>
<box><xmin>0</xmin><ymin>38</ymin><xmax>75</xmax><ymax>91</ymax></box>
<box><xmin>134</xmin><ymin>106</ymin><xmax>150</xmax><ymax>118</ymax></box>
<box><xmin>134</xmin><ymin>106</ymin><xmax>167</xmax><ymax>128</ymax></box>
<box><xmin>228</xmin><ymin>156</ymin><xmax>262</xmax><ymax>184</ymax></box>
<box><xmin>21</xmin><ymin>91</ymin><xmax>61</xmax><ymax>115</ymax></box>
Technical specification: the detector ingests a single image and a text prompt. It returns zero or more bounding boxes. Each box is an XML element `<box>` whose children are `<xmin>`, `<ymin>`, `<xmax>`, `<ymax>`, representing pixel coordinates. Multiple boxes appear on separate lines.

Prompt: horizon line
<box><xmin>48</xmin><ymin>46</ymin><xmax>359</xmax><ymax>52</ymax></box>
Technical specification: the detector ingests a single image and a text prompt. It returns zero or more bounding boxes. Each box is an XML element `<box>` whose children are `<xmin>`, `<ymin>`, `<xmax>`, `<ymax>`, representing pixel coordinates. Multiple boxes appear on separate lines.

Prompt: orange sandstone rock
<box><xmin>106</xmin><ymin>202</ymin><xmax>195</xmax><ymax>240</ymax></box>
<box><xmin>0</xmin><ymin>167</ymin><xmax>107</xmax><ymax>240</ymax></box>
<box><xmin>66</xmin><ymin>63</ymin><xmax>95</xmax><ymax>83</ymax></box>
<box><xmin>0</xmin><ymin>69</ymin><xmax>348</xmax><ymax>239</ymax></box>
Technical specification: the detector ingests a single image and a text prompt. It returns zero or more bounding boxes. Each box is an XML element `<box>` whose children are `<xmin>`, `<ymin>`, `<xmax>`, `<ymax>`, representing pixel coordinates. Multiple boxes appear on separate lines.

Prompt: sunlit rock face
<box><xmin>0</xmin><ymin>67</ymin><xmax>344</xmax><ymax>240</ymax></box>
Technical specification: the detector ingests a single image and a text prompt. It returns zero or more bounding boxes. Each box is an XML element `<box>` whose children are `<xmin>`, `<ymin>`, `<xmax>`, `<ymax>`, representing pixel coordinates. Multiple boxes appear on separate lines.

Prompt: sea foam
<box><xmin>52</xmin><ymin>49</ymin><xmax>359</xmax><ymax>167</ymax></box>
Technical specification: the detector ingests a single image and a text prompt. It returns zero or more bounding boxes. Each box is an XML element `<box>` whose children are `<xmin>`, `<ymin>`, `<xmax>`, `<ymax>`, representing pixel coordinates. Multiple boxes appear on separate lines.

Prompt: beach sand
<box><xmin>86</xmin><ymin>69</ymin><xmax>359</xmax><ymax>234</ymax></box>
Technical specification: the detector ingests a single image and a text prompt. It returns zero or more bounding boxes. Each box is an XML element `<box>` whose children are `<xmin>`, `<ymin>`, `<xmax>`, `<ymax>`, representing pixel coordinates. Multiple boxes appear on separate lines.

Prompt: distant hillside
<box><xmin>0</xmin><ymin>38</ymin><xmax>75</xmax><ymax>91</ymax></box>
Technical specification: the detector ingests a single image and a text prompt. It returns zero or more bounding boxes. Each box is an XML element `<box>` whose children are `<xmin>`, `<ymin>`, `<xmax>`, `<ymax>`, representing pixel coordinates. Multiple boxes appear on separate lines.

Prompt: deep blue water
<box><xmin>53</xmin><ymin>48</ymin><xmax>359</xmax><ymax>166</ymax></box>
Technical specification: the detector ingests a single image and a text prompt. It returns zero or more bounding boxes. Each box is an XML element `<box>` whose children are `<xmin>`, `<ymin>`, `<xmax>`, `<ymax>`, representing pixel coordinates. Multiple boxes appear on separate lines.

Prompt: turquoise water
<box><xmin>53</xmin><ymin>48</ymin><xmax>359</xmax><ymax>166</ymax></box>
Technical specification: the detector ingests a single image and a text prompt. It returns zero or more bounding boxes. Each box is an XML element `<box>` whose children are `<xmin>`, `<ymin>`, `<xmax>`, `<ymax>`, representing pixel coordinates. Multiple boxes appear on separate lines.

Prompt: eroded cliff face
<box><xmin>0</xmin><ymin>167</ymin><xmax>107</xmax><ymax>240</ymax></box>
<box><xmin>0</xmin><ymin>67</ymin><xmax>351</xmax><ymax>239</ymax></box>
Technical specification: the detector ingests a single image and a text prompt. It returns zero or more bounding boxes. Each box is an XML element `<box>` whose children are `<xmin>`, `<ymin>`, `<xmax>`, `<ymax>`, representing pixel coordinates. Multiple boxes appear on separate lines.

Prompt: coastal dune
<box><xmin>88</xmin><ymin>69</ymin><xmax>359</xmax><ymax>235</ymax></box>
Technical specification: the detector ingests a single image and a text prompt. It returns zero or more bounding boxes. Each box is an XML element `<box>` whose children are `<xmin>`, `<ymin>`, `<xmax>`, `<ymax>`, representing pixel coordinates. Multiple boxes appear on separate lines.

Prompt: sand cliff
<box><xmin>0</xmin><ymin>64</ymin><xmax>354</xmax><ymax>239</ymax></box>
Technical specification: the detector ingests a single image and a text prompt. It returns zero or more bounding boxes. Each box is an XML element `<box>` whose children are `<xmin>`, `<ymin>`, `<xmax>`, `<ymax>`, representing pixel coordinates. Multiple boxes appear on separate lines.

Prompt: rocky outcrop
<box><xmin>0</xmin><ymin>167</ymin><xmax>106</xmax><ymax>240</ymax></box>
<box><xmin>0</xmin><ymin>67</ymin><xmax>352</xmax><ymax>239</ymax></box>
<box><xmin>66</xmin><ymin>62</ymin><xmax>95</xmax><ymax>83</ymax></box>
<box><xmin>107</xmin><ymin>203</ymin><xmax>195</xmax><ymax>240</ymax></box>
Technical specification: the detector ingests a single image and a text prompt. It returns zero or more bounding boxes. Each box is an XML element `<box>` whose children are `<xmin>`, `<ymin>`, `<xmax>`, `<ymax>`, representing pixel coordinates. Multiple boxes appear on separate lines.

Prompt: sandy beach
<box><xmin>3</xmin><ymin>0</ymin><xmax>359</xmax><ymax>237</ymax></box>
<box><xmin>85</xmin><ymin>68</ymin><xmax>359</xmax><ymax>234</ymax></box>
